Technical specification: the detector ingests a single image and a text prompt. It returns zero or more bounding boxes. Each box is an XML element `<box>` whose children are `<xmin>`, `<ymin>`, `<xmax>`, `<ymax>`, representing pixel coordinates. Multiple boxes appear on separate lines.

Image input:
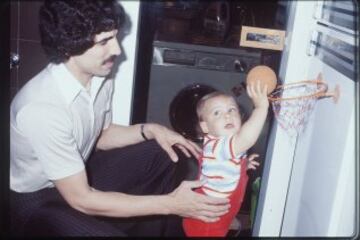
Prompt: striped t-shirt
<box><xmin>199</xmin><ymin>134</ymin><xmax>247</xmax><ymax>198</ymax></box>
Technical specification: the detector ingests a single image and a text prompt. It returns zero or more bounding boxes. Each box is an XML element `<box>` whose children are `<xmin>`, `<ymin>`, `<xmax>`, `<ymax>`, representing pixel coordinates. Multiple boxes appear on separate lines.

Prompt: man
<box><xmin>10</xmin><ymin>0</ymin><xmax>230</xmax><ymax>237</ymax></box>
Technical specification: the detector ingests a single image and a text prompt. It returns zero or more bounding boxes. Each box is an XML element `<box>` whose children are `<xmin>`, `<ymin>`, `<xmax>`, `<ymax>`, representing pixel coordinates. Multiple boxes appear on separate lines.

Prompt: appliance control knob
<box><xmin>10</xmin><ymin>52</ymin><xmax>20</xmax><ymax>69</ymax></box>
<box><xmin>234</xmin><ymin>59</ymin><xmax>246</xmax><ymax>72</ymax></box>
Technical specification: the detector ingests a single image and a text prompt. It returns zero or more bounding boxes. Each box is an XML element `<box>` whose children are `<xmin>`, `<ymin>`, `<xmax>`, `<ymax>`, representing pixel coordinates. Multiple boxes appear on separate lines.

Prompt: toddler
<box><xmin>183</xmin><ymin>81</ymin><xmax>269</xmax><ymax>236</ymax></box>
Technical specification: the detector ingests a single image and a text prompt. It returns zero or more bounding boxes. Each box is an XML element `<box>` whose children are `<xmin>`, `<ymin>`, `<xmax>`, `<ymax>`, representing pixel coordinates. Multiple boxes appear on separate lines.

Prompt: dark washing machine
<box><xmin>144</xmin><ymin>40</ymin><xmax>273</xmax><ymax>181</ymax></box>
<box><xmin>146</xmin><ymin>40</ymin><xmax>263</xmax><ymax>140</ymax></box>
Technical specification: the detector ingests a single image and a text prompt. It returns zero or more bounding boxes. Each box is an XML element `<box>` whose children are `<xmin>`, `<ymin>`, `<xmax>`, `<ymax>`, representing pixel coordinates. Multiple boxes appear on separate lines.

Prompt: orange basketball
<box><xmin>246</xmin><ymin>65</ymin><xmax>277</xmax><ymax>94</ymax></box>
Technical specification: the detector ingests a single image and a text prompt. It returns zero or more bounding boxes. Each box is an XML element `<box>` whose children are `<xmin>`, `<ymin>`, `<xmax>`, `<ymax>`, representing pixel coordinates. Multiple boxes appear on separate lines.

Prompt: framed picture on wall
<box><xmin>240</xmin><ymin>26</ymin><xmax>286</xmax><ymax>51</ymax></box>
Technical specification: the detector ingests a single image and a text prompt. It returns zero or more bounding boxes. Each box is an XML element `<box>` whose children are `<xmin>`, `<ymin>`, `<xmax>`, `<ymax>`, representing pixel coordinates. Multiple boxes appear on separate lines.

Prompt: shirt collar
<box><xmin>203</xmin><ymin>134</ymin><xmax>236</xmax><ymax>143</ymax></box>
<box><xmin>49</xmin><ymin>63</ymin><xmax>106</xmax><ymax>105</ymax></box>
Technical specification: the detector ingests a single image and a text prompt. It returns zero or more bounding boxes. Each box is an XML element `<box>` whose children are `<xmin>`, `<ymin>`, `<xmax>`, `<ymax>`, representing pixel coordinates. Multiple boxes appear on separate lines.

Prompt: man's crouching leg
<box><xmin>86</xmin><ymin>140</ymin><xmax>187</xmax><ymax>236</ymax></box>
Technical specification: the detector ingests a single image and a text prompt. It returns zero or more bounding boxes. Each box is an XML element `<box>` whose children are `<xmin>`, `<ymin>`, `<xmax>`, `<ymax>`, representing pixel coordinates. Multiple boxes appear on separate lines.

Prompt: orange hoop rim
<box><xmin>268</xmin><ymin>80</ymin><xmax>328</xmax><ymax>102</ymax></box>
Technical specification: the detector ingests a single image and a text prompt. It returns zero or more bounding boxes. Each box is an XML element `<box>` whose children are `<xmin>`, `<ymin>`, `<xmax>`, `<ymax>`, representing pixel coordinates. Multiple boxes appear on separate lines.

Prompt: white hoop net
<box><xmin>269</xmin><ymin>81</ymin><xmax>326</xmax><ymax>138</ymax></box>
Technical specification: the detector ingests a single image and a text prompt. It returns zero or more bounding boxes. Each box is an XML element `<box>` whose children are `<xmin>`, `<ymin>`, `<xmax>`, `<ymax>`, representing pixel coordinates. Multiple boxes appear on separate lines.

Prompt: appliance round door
<box><xmin>169</xmin><ymin>83</ymin><xmax>216</xmax><ymax>143</ymax></box>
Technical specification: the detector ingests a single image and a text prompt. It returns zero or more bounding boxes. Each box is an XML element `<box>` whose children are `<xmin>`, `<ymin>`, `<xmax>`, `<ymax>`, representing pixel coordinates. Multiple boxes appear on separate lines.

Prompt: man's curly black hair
<box><xmin>39</xmin><ymin>0</ymin><xmax>125</xmax><ymax>63</ymax></box>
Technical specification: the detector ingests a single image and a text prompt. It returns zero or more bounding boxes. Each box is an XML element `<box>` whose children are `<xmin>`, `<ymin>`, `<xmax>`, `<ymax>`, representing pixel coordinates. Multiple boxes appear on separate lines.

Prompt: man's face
<box><xmin>67</xmin><ymin>30</ymin><xmax>121</xmax><ymax>82</ymax></box>
<box><xmin>199</xmin><ymin>95</ymin><xmax>242</xmax><ymax>137</ymax></box>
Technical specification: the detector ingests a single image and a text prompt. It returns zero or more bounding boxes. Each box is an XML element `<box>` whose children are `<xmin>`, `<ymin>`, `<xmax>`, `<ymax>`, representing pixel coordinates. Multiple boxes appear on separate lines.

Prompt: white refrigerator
<box><xmin>253</xmin><ymin>1</ymin><xmax>358</xmax><ymax>237</ymax></box>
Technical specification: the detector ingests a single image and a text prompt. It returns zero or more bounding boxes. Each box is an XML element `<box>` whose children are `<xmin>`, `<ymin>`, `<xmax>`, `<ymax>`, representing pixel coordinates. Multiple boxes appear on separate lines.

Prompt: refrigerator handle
<box><xmin>306</xmin><ymin>30</ymin><xmax>319</xmax><ymax>57</ymax></box>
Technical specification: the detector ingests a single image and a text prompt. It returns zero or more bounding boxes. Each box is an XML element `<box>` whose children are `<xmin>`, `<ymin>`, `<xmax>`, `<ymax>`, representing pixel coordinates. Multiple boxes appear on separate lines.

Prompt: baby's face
<box><xmin>199</xmin><ymin>95</ymin><xmax>241</xmax><ymax>137</ymax></box>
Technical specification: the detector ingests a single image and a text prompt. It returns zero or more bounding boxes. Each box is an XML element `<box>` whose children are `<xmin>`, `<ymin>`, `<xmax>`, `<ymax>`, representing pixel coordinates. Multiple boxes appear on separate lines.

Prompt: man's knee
<box><xmin>144</xmin><ymin>140</ymin><xmax>198</xmax><ymax>185</ymax></box>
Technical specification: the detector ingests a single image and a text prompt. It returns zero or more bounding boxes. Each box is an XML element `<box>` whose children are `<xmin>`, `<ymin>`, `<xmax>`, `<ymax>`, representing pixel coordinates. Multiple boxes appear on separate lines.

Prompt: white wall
<box><xmin>112</xmin><ymin>1</ymin><xmax>140</xmax><ymax>125</ymax></box>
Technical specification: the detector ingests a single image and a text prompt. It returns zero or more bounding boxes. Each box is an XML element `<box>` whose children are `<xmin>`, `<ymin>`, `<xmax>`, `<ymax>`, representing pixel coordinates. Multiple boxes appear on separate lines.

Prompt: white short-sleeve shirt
<box><xmin>10</xmin><ymin>63</ymin><xmax>113</xmax><ymax>192</ymax></box>
<box><xmin>199</xmin><ymin>134</ymin><xmax>247</xmax><ymax>198</ymax></box>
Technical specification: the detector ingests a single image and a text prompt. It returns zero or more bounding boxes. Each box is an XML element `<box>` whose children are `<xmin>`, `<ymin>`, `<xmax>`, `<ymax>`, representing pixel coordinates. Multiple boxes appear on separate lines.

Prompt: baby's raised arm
<box><xmin>232</xmin><ymin>80</ymin><xmax>269</xmax><ymax>155</ymax></box>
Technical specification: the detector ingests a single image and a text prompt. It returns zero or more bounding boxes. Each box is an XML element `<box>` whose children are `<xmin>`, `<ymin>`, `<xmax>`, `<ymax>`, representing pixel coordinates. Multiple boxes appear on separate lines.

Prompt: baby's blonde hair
<box><xmin>196</xmin><ymin>91</ymin><xmax>236</xmax><ymax>121</ymax></box>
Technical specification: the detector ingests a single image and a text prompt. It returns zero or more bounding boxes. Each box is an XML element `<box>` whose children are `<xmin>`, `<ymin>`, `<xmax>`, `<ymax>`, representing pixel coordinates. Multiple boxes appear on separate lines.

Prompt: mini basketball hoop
<box><xmin>268</xmin><ymin>73</ymin><xmax>340</xmax><ymax>138</ymax></box>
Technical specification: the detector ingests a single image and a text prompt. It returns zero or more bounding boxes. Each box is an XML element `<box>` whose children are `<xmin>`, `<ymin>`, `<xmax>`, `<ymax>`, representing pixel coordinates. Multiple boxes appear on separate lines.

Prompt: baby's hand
<box><xmin>246</xmin><ymin>81</ymin><xmax>269</xmax><ymax>109</ymax></box>
<box><xmin>247</xmin><ymin>153</ymin><xmax>260</xmax><ymax>170</ymax></box>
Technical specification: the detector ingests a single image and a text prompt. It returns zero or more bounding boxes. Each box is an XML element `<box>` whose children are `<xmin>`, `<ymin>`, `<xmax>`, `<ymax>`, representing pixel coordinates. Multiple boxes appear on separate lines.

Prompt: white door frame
<box><xmin>253</xmin><ymin>1</ymin><xmax>318</xmax><ymax>236</ymax></box>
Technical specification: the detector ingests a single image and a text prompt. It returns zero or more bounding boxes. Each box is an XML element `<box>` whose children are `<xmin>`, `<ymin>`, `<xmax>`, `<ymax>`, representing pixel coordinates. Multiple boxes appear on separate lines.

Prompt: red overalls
<box><xmin>182</xmin><ymin>153</ymin><xmax>249</xmax><ymax>237</ymax></box>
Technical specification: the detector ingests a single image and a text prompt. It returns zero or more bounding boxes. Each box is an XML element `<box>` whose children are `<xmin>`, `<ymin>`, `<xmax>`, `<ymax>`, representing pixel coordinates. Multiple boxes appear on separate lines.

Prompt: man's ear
<box><xmin>199</xmin><ymin>121</ymin><xmax>209</xmax><ymax>134</ymax></box>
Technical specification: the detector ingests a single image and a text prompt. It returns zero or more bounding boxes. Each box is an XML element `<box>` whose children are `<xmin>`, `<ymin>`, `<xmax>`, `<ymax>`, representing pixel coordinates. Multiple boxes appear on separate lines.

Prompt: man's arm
<box><xmin>96</xmin><ymin>124</ymin><xmax>145</xmax><ymax>150</ymax></box>
<box><xmin>96</xmin><ymin>123</ymin><xmax>201</xmax><ymax>162</ymax></box>
<box><xmin>54</xmin><ymin>170</ymin><xmax>230</xmax><ymax>222</ymax></box>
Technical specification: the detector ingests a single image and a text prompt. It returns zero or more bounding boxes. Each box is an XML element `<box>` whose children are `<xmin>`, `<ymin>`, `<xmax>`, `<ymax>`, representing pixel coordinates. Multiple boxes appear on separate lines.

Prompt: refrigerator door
<box><xmin>254</xmin><ymin>0</ymin><xmax>357</xmax><ymax>237</ymax></box>
<box><xmin>281</xmin><ymin>1</ymin><xmax>357</xmax><ymax>237</ymax></box>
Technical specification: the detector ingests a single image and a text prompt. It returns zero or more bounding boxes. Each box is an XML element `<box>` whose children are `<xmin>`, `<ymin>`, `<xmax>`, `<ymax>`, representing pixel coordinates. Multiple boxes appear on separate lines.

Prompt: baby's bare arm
<box><xmin>233</xmin><ymin>81</ymin><xmax>269</xmax><ymax>155</ymax></box>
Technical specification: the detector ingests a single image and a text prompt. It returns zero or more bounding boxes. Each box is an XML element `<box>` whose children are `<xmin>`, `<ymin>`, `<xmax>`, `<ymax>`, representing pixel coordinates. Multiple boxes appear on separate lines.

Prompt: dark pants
<box><xmin>10</xmin><ymin>140</ymin><xmax>187</xmax><ymax>237</ymax></box>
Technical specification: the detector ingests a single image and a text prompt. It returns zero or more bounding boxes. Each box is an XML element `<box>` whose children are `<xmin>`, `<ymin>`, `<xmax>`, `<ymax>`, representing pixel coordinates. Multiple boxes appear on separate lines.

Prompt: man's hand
<box><xmin>168</xmin><ymin>180</ymin><xmax>230</xmax><ymax>222</ymax></box>
<box><xmin>144</xmin><ymin>123</ymin><xmax>201</xmax><ymax>162</ymax></box>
